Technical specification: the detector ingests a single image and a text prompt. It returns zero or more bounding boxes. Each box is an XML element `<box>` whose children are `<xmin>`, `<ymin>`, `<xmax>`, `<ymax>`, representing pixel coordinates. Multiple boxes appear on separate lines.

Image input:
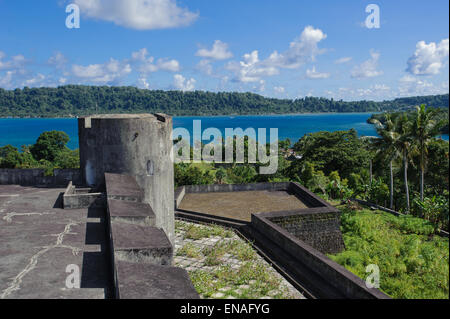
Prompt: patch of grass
<box><xmin>176</xmin><ymin>220</ymin><xmax>299</xmax><ymax>299</ymax></box>
<box><xmin>183</xmin><ymin>222</ymin><xmax>234</xmax><ymax>240</ymax></box>
<box><xmin>330</xmin><ymin>205</ymin><xmax>449</xmax><ymax>299</ymax></box>
<box><xmin>202</xmin><ymin>240</ymin><xmax>257</xmax><ymax>266</ymax></box>
<box><xmin>176</xmin><ymin>243</ymin><xmax>202</xmax><ymax>259</ymax></box>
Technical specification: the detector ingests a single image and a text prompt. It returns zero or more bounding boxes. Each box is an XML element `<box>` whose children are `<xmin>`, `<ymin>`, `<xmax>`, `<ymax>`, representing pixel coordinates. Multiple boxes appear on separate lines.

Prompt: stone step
<box><xmin>105</xmin><ymin>173</ymin><xmax>144</xmax><ymax>202</ymax></box>
<box><xmin>108</xmin><ymin>199</ymin><xmax>156</xmax><ymax>226</ymax></box>
<box><xmin>115</xmin><ymin>261</ymin><xmax>199</xmax><ymax>299</ymax></box>
<box><xmin>110</xmin><ymin>222</ymin><xmax>173</xmax><ymax>266</ymax></box>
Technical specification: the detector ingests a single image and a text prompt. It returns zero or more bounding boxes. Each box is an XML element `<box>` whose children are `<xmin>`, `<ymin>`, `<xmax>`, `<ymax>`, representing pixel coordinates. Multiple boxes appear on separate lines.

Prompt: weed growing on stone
<box><xmin>177</xmin><ymin>243</ymin><xmax>202</xmax><ymax>259</ymax></box>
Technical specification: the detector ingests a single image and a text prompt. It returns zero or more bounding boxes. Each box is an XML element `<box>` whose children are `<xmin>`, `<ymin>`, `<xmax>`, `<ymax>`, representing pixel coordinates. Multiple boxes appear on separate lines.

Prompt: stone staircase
<box><xmin>104</xmin><ymin>173</ymin><xmax>199</xmax><ymax>299</ymax></box>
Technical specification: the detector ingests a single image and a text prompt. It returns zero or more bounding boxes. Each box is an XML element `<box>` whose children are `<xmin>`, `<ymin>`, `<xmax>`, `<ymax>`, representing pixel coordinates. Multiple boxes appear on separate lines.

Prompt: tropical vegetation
<box><xmin>0</xmin><ymin>85</ymin><xmax>448</xmax><ymax>117</ymax></box>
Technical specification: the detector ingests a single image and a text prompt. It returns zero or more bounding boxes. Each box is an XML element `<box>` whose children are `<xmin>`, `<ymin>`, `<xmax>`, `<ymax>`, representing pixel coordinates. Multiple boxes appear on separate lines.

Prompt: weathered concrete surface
<box><xmin>105</xmin><ymin>173</ymin><xmax>144</xmax><ymax>202</ymax></box>
<box><xmin>63</xmin><ymin>182</ymin><xmax>105</xmax><ymax>210</ymax></box>
<box><xmin>115</xmin><ymin>261</ymin><xmax>199</xmax><ymax>299</ymax></box>
<box><xmin>78</xmin><ymin>114</ymin><xmax>175</xmax><ymax>244</ymax></box>
<box><xmin>111</xmin><ymin>223</ymin><xmax>173</xmax><ymax>266</ymax></box>
<box><xmin>0</xmin><ymin>185</ymin><xmax>113</xmax><ymax>299</ymax></box>
<box><xmin>108</xmin><ymin>199</ymin><xmax>156</xmax><ymax>226</ymax></box>
<box><xmin>179</xmin><ymin>190</ymin><xmax>307</xmax><ymax>222</ymax></box>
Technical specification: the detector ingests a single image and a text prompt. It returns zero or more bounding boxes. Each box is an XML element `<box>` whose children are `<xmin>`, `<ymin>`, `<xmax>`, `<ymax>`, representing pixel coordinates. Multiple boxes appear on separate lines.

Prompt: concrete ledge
<box><xmin>63</xmin><ymin>181</ymin><xmax>105</xmax><ymax>209</ymax></box>
<box><xmin>115</xmin><ymin>261</ymin><xmax>199</xmax><ymax>299</ymax></box>
<box><xmin>288</xmin><ymin>182</ymin><xmax>330</xmax><ymax>208</ymax></box>
<box><xmin>108</xmin><ymin>199</ymin><xmax>156</xmax><ymax>226</ymax></box>
<box><xmin>251</xmin><ymin>213</ymin><xmax>390</xmax><ymax>299</ymax></box>
<box><xmin>105</xmin><ymin>173</ymin><xmax>144</xmax><ymax>202</ymax></box>
<box><xmin>111</xmin><ymin>223</ymin><xmax>173</xmax><ymax>266</ymax></box>
<box><xmin>184</xmin><ymin>182</ymin><xmax>290</xmax><ymax>194</ymax></box>
<box><xmin>174</xmin><ymin>186</ymin><xmax>186</xmax><ymax>210</ymax></box>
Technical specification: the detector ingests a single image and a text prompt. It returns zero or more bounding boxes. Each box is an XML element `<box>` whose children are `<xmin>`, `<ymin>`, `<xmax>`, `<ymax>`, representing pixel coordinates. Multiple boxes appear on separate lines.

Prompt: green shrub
<box><xmin>331</xmin><ymin>205</ymin><xmax>449</xmax><ymax>299</ymax></box>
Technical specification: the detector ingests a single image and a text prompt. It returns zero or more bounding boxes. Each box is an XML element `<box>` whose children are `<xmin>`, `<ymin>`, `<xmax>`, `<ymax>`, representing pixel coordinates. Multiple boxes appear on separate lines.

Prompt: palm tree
<box><xmin>410</xmin><ymin>104</ymin><xmax>445</xmax><ymax>201</ymax></box>
<box><xmin>394</xmin><ymin>113</ymin><xmax>414</xmax><ymax>212</ymax></box>
<box><xmin>371</xmin><ymin>114</ymin><xmax>400</xmax><ymax>209</ymax></box>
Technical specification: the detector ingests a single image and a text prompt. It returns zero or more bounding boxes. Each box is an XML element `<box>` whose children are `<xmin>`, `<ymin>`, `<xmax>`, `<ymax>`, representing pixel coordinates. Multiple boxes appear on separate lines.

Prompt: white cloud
<box><xmin>71</xmin><ymin>58</ymin><xmax>132</xmax><ymax>84</ymax></box>
<box><xmin>306</xmin><ymin>66</ymin><xmax>330</xmax><ymax>79</ymax></box>
<box><xmin>48</xmin><ymin>52</ymin><xmax>68</xmax><ymax>69</ymax></box>
<box><xmin>0</xmin><ymin>71</ymin><xmax>15</xmax><ymax>88</ymax></box>
<box><xmin>351</xmin><ymin>50</ymin><xmax>383</xmax><ymax>78</ymax></box>
<box><xmin>226</xmin><ymin>26</ymin><xmax>327</xmax><ymax>83</ymax></box>
<box><xmin>274</xmin><ymin>86</ymin><xmax>285</xmax><ymax>93</ymax></box>
<box><xmin>226</xmin><ymin>50</ymin><xmax>279</xmax><ymax>83</ymax></box>
<box><xmin>406</xmin><ymin>38</ymin><xmax>449</xmax><ymax>75</ymax></box>
<box><xmin>196</xmin><ymin>59</ymin><xmax>213</xmax><ymax>75</ymax></box>
<box><xmin>137</xmin><ymin>77</ymin><xmax>150</xmax><ymax>89</ymax></box>
<box><xmin>335</xmin><ymin>57</ymin><xmax>352</xmax><ymax>64</ymax></box>
<box><xmin>131</xmin><ymin>48</ymin><xmax>180</xmax><ymax>74</ymax></box>
<box><xmin>23</xmin><ymin>73</ymin><xmax>46</xmax><ymax>87</ymax></box>
<box><xmin>173</xmin><ymin>74</ymin><xmax>196</xmax><ymax>91</ymax></box>
<box><xmin>326</xmin><ymin>84</ymin><xmax>392</xmax><ymax>101</ymax></box>
<box><xmin>155</xmin><ymin>58</ymin><xmax>180</xmax><ymax>72</ymax></box>
<box><xmin>74</xmin><ymin>0</ymin><xmax>198</xmax><ymax>30</ymax></box>
<box><xmin>398</xmin><ymin>75</ymin><xmax>448</xmax><ymax>96</ymax></box>
<box><xmin>0</xmin><ymin>52</ymin><xmax>28</xmax><ymax>71</ymax></box>
<box><xmin>266</xmin><ymin>25</ymin><xmax>327</xmax><ymax>69</ymax></box>
<box><xmin>196</xmin><ymin>40</ymin><xmax>233</xmax><ymax>60</ymax></box>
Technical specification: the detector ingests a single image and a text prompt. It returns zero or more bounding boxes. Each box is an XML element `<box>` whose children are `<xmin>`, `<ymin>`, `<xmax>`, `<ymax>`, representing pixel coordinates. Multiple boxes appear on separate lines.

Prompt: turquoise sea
<box><xmin>0</xmin><ymin>113</ymin><xmax>448</xmax><ymax>150</ymax></box>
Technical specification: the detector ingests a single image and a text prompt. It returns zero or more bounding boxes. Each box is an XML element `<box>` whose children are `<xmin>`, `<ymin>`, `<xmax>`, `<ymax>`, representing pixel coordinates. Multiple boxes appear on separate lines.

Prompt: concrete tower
<box><xmin>78</xmin><ymin>114</ymin><xmax>174</xmax><ymax>243</ymax></box>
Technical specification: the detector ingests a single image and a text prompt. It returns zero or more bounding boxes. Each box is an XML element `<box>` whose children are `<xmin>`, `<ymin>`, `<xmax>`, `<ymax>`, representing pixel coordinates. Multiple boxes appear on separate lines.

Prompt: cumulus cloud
<box><xmin>398</xmin><ymin>75</ymin><xmax>448</xmax><ymax>96</ymax></box>
<box><xmin>47</xmin><ymin>52</ymin><xmax>68</xmax><ymax>69</ymax></box>
<box><xmin>137</xmin><ymin>77</ymin><xmax>150</xmax><ymax>89</ymax></box>
<box><xmin>71</xmin><ymin>58</ymin><xmax>132</xmax><ymax>84</ymax></box>
<box><xmin>226</xmin><ymin>50</ymin><xmax>279</xmax><ymax>83</ymax></box>
<box><xmin>306</xmin><ymin>66</ymin><xmax>330</xmax><ymax>79</ymax></box>
<box><xmin>274</xmin><ymin>86</ymin><xmax>285</xmax><ymax>93</ymax></box>
<box><xmin>335</xmin><ymin>57</ymin><xmax>352</xmax><ymax>64</ymax></box>
<box><xmin>131</xmin><ymin>48</ymin><xmax>180</xmax><ymax>74</ymax></box>
<box><xmin>226</xmin><ymin>26</ymin><xmax>327</xmax><ymax>83</ymax></box>
<box><xmin>406</xmin><ymin>39</ymin><xmax>449</xmax><ymax>75</ymax></box>
<box><xmin>351</xmin><ymin>50</ymin><xmax>383</xmax><ymax>78</ymax></box>
<box><xmin>173</xmin><ymin>74</ymin><xmax>196</xmax><ymax>91</ymax></box>
<box><xmin>326</xmin><ymin>84</ymin><xmax>392</xmax><ymax>101</ymax></box>
<box><xmin>196</xmin><ymin>59</ymin><xmax>213</xmax><ymax>76</ymax></box>
<box><xmin>0</xmin><ymin>52</ymin><xmax>36</xmax><ymax>89</ymax></box>
<box><xmin>196</xmin><ymin>40</ymin><xmax>233</xmax><ymax>60</ymax></box>
<box><xmin>0</xmin><ymin>52</ymin><xmax>28</xmax><ymax>71</ymax></box>
<box><xmin>0</xmin><ymin>71</ymin><xmax>15</xmax><ymax>88</ymax></box>
<box><xmin>74</xmin><ymin>0</ymin><xmax>198</xmax><ymax>30</ymax></box>
<box><xmin>0</xmin><ymin>48</ymin><xmax>181</xmax><ymax>89</ymax></box>
<box><xmin>265</xmin><ymin>25</ymin><xmax>327</xmax><ymax>69</ymax></box>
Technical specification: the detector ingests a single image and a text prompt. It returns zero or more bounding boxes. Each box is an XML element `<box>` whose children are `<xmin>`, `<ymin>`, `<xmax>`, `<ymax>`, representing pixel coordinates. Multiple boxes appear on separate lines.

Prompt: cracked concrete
<box><xmin>0</xmin><ymin>185</ymin><xmax>113</xmax><ymax>299</ymax></box>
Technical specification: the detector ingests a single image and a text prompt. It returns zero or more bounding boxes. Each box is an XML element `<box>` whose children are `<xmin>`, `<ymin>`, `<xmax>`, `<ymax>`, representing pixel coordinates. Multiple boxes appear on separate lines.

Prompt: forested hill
<box><xmin>0</xmin><ymin>85</ymin><xmax>448</xmax><ymax>117</ymax></box>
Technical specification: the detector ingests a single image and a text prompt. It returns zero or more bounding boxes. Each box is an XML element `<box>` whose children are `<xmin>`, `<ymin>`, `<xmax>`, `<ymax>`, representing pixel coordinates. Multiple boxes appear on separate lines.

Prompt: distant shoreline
<box><xmin>0</xmin><ymin>111</ymin><xmax>380</xmax><ymax>120</ymax></box>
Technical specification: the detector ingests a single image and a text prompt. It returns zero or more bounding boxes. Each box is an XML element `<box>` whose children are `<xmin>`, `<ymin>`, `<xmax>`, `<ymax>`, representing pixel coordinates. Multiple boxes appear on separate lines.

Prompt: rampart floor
<box><xmin>0</xmin><ymin>185</ymin><xmax>113</xmax><ymax>299</ymax></box>
<box><xmin>178</xmin><ymin>190</ymin><xmax>307</xmax><ymax>222</ymax></box>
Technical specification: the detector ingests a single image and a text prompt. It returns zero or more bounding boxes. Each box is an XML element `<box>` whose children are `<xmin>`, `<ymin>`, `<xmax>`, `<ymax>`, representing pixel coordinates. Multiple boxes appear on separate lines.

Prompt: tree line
<box><xmin>0</xmin><ymin>85</ymin><xmax>448</xmax><ymax>117</ymax></box>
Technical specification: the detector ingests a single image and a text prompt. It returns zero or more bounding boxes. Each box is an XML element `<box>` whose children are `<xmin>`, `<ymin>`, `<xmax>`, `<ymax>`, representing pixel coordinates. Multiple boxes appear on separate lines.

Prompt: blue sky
<box><xmin>0</xmin><ymin>0</ymin><xmax>448</xmax><ymax>101</ymax></box>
